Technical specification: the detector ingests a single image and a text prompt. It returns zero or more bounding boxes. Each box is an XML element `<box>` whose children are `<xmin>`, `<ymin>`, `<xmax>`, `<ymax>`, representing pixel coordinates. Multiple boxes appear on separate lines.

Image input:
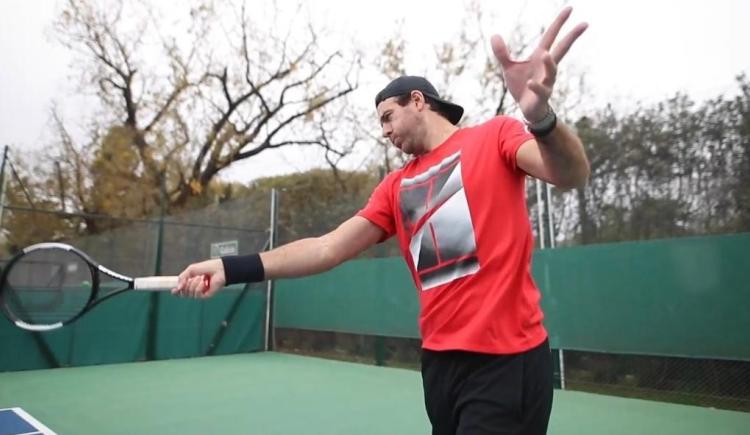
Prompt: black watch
<box><xmin>525</xmin><ymin>108</ymin><xmax>557</xmax><ymax>138</ymax></box>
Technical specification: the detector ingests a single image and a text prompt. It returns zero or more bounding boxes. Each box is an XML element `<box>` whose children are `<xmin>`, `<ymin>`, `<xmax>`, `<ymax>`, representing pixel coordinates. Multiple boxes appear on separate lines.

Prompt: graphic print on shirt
<box><xmin>399</xmin><ymin>151</ymin><xmax>479</xmax><ymax>290</ymax></box>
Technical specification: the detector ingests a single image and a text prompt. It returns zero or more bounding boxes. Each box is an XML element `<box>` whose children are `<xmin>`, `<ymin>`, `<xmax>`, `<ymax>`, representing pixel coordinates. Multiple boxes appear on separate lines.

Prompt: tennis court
<box><xmin>1</xmin><ymin>351</ymin><xmax>747</xmax><ymax>434</ymax></box>
<box><xmin>1</xmin><ymin>186</ymin><xmax>749</xmax><ymax>434</ymax></box>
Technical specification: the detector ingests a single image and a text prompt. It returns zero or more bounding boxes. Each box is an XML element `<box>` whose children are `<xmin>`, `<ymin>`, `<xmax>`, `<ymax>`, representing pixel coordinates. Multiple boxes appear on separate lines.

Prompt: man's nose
<box><xmin>381</xmin><ymin>124</ymin><xmax>392</xmax><ymax>138</ymax></box>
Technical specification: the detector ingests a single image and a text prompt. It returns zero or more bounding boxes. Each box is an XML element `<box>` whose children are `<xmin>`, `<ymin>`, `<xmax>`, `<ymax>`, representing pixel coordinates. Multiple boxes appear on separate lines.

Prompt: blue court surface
<box><xmin>0</xmin><ymin>408</ymin><xmax>56</xmax><ymax>435</ymax></box>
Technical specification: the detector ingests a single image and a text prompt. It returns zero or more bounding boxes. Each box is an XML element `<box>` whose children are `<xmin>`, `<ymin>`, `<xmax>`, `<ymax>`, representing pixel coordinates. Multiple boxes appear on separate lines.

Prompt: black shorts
<box><xmin>421</xmin><ymin>339</ymin><xmax>553</xmax><ymax>435</ymax></box>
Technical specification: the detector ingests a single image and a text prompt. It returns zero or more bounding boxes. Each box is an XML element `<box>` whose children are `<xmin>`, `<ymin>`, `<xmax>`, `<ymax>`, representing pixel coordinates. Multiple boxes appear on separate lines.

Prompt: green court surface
<box><xmin>0</xmin><ymin>352</ymin><xmax>747</xmax><ymax>434</ymax></box>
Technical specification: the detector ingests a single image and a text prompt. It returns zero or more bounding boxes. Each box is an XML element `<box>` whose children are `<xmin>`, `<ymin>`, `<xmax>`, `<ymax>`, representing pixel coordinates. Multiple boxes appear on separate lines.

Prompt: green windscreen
<box><xmin>0</xmin><ymin>284</ymin><xmax>265</xmax><ymax>371</ymax></box>
<box><xmin>275</xmin><ymin>233</ymin><xmax>750</xmax><ymax>361</ymax></box>
<box><xmin>535</xmin><ymin>233</ymin><xmax>750</xmax><ymax>360</ymax></box>
<box><xmin>274</xmin><ymin>257</ymin><xmax>419</xmax><ymax>338</ymax></box>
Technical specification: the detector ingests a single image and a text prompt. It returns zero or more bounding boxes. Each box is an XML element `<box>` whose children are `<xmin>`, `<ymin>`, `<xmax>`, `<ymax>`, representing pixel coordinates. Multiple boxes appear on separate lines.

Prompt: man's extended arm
<box><xmin>260</xmin><ymin>216</ymin><xmax>384</xmax><ymax>279</ymax></box>
<box><xmin>174</xmin><ymin>216</ymin><xmax>385</xmax><ymax>298</ymax></box>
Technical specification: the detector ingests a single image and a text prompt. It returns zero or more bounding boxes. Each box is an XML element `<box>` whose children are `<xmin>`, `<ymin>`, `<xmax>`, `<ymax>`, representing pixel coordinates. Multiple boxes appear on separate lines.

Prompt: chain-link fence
<box><xmin>0</xmin><ymin>195</ymin><xmax>271</xmax><ymax>275</ymax></box>
<box><xmin>272</xmin><ymin>172</ymin><xmax>400</xmax><ymax>258</ymax></box>
<box><xmin>562</xmin><ymin>351</ymin><xmax>750</xmax><ymax>412</ymax></box>
<box><xmin>0</xmin><ymin>188</ymin><xmax>275</xmax><ymax>370</ymax></box>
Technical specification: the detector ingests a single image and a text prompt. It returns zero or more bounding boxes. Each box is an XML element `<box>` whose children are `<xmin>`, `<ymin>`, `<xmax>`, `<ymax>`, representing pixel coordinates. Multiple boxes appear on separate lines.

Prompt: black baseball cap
<box><xmin>375</xmin><ymin>76</ymin><xmax>464</xmax><ymax>125</ymax></box>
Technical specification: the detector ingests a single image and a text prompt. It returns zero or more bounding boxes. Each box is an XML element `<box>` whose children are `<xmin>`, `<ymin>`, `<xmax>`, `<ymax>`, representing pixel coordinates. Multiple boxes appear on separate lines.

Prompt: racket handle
<box><xmin>134</xmin><ymin>276</ymin><xmax>179</xmax><ymax>290</ymax></box>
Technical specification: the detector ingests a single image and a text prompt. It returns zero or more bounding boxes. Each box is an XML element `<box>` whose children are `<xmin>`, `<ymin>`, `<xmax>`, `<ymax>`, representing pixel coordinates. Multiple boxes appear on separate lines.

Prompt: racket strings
<box><xmin>5</xmin><ymin>286</ymin><xmax>91</xmax><ymax>324</ymax></box>
<box><xmin>2</xmin><ymin>250</ymin><xmax>94</xmax><ymax>326</ymax></box>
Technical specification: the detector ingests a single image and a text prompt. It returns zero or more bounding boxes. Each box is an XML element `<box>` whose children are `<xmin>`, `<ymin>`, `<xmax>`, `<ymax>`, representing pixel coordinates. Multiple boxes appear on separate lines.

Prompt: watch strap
<box><xmin>526</xmin><ymin>107</ymin><xmax>557</xmax><ymax>137</ymax></box>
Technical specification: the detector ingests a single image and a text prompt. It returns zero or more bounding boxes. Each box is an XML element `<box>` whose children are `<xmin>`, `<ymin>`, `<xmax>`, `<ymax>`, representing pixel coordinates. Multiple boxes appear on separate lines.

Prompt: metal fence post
<box><xmin>0</xmin><ymin>146</ymin><xmax>9</xmax><ymax>231</ymax></box>
<box><xmin>264</xmin><ymin>188</ymin><xmax>278</xmax><ymax>351</ymax></box>
<box><xmin>146</xmin><ymin>173</ymin><xmax>167</xmax><ymax>361</ymax></box>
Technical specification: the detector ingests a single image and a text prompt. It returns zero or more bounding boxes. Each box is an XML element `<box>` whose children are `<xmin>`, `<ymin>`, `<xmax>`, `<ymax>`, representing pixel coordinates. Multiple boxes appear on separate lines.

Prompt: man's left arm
<box><xmin>491</xmin><ymin>6</ymin><xmax>590</xmax><ymax>190</ymax></box>
<box><xmin>516</xmin><ymin>120</ymin><xmax>590</xmax><ymax>190</ymax></box>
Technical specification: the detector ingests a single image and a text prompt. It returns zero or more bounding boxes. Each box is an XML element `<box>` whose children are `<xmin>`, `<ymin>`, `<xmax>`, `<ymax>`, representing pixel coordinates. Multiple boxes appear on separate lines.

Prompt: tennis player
<box><xmin>175</xmin><ymin>7</ymin><xmax>589</xmax><ymax>434</ymax></box>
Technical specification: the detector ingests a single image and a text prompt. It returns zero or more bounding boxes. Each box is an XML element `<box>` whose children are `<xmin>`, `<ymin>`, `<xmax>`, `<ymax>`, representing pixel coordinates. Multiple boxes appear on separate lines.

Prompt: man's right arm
<box><xmin>261</xmin><ymin>216</ymin><xmax>385</xmax><ymax>279</ymax></box>
<box><xmin>173</xmin><ymin>216</ymin><xmax>386</xmax><ymax>298</ymax></box>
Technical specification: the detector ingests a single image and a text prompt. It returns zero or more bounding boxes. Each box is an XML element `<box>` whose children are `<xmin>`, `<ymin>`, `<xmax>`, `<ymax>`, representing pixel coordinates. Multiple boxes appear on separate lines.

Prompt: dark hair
<box><xmin>394</xmin><ymin>93</ymin><xmax>453</xmax><ymax>123</ymax></box>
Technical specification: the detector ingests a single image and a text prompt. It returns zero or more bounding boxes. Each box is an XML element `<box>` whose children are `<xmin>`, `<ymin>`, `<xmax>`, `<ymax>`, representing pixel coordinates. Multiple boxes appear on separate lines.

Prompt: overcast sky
<box><xmin>1</xmin><ymin>0</ymin><xmax>749</xmax><ymax>182</ymax></box>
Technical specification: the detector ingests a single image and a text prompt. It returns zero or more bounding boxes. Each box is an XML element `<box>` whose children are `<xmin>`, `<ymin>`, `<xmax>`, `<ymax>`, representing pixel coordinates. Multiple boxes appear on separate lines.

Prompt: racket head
<box><xmin>0</xmin><ymin>243</ymin><xmax>99</xmax><ymax>331</ymax></box>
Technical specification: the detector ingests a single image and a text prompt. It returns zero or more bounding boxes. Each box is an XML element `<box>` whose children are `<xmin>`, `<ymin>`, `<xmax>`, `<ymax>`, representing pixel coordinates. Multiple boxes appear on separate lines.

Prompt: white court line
<box><xmin>0</xmin><ymin>407</ymin><xmax>58</xmax><ymax>435</ymax></box>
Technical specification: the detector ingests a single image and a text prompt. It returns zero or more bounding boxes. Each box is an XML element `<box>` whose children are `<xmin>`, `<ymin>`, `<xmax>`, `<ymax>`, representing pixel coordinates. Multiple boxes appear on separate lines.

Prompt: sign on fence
<box><xmin>210</xmin><ymin>240</ymin><xmax>238</xmax><ymax>258</ymax></box>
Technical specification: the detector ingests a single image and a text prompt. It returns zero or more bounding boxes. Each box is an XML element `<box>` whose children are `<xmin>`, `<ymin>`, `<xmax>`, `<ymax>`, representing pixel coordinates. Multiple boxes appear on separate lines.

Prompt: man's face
<box><xmin>376</xmin><ymin>94</ymin><xmax>425</xmax><ymax>155</ymax></box>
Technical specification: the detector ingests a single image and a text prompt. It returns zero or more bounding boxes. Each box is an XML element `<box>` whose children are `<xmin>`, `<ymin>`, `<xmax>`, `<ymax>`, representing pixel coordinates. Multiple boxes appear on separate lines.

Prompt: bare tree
<box><xmin>49</xmin><ymin>0</ymin><xmax>361</xmax><ymax>216</ymax></box>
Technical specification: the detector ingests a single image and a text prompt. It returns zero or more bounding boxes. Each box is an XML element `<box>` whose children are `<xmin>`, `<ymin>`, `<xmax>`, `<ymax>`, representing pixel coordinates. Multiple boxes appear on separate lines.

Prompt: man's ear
<box><xmin>411</xmin><ymin>90</ymin><xmax>426</xmax><ymax>110</ymax></box>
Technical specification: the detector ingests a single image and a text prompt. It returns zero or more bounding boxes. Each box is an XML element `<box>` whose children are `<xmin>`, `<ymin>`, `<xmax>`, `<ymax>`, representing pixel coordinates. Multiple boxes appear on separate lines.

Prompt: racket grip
<box><xmin>203</xmin><ymin>275</ymin><xmax>211</xmax><ymax>294</ymax></box>
<box><xmin>134</xmin><ymin>276</ymin><xmax>179</xmax><ymax>290</ymax></box>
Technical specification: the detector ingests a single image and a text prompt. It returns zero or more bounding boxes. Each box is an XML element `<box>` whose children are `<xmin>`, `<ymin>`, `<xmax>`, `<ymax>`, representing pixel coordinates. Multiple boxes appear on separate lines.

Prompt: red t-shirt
<box><xmin>357</xmin><ymin>116</ymin><xmax>547</xmax><ymax>355</ymax></box>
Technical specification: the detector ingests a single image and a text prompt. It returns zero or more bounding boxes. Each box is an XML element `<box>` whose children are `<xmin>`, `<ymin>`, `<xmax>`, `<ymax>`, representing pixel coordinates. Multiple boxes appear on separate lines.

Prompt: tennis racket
<box><xmin>0</xmin><ymin>242</ymin><xmax>207</xmax><ymax>332</ymax></box>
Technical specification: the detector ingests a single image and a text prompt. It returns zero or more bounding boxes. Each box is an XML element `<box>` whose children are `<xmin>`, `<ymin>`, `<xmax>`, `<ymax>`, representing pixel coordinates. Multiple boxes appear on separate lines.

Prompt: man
<box><xmin>174</xmin><ymin>7</ymin><xmax>589</xmax><ymax>434</ymax></box>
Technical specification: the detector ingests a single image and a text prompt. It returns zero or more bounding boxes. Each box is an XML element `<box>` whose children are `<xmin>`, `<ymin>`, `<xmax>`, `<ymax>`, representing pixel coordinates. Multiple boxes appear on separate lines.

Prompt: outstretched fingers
<box><xmin>551</xmin><ymin>22</ymin><xmax>589</xmax><ymax>63</ymax></box>
<box><xmin>539</xmin><ymin>6</ymin><xmax>573</xmax><ymax>50</ymax></box>
<box><xmin>491</xmin><ymin>34</ymin><xmax>514</xmax><ymax>68</ymax></box>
